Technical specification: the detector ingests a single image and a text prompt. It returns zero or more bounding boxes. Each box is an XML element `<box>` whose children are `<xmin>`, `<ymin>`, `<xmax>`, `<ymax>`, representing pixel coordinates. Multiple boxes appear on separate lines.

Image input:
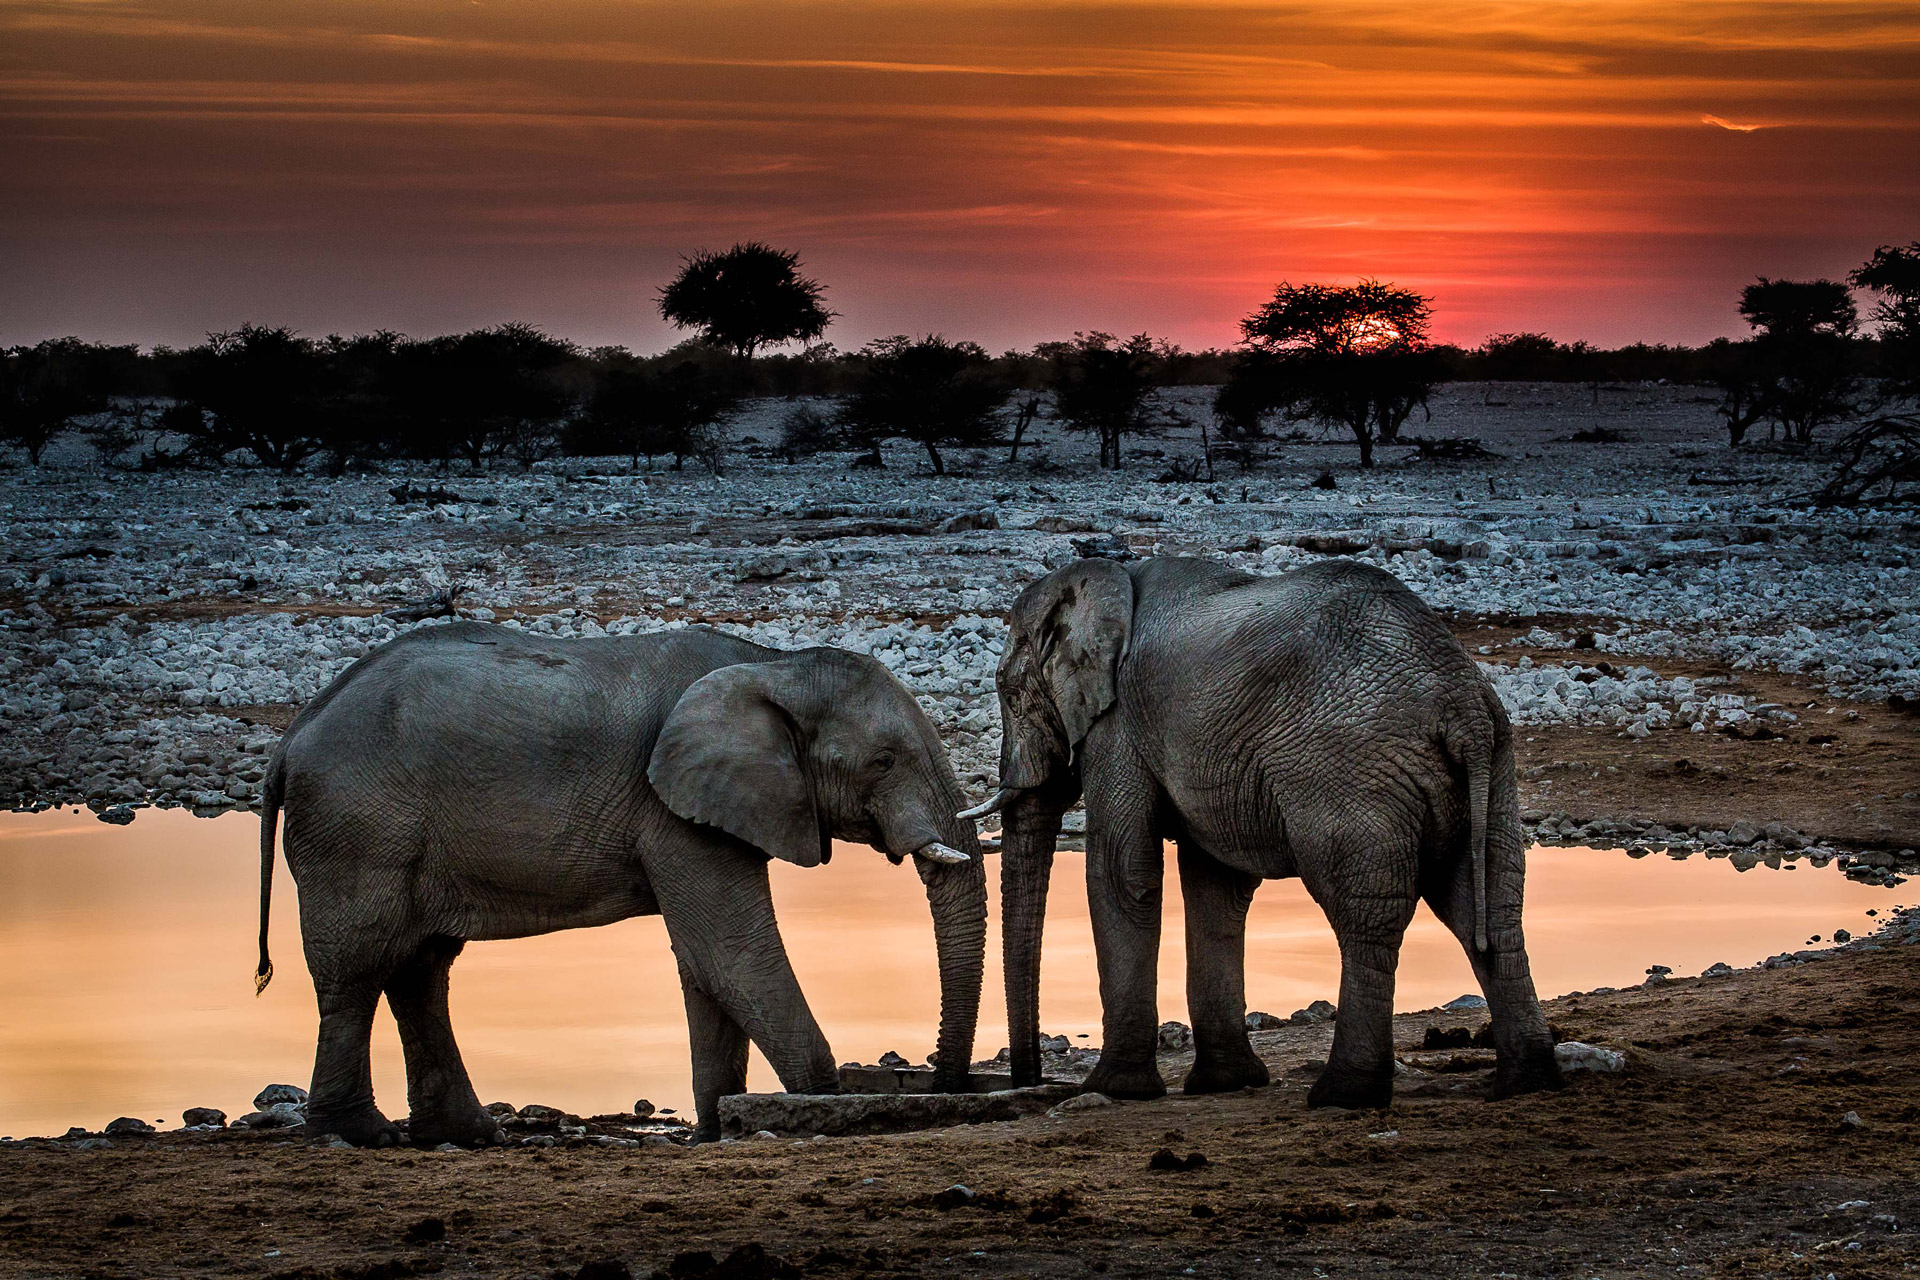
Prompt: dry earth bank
<box><xmin>5</xmin><ymin>915</ymin><xmax>1919</xmax><ymax>1279</ymax></box>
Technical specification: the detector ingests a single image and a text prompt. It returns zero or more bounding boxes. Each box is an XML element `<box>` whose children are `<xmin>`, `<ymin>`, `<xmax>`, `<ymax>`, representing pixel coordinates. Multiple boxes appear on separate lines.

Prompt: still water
<box><xmin>0</xmin><ymin>808</ymin><xmax>1895</xmax><ymax>1138</ymax></box>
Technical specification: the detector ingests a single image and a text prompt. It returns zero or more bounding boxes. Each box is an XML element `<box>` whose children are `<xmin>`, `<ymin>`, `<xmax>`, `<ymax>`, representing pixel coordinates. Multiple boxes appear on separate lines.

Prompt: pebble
<box><xmin>253</xmin><ymin>1083</ymin><xmax>307</xmax><ymax>1109</ymax></box>
<box><xmin>1049</xmin><ymin>1093</ymin><xmax>1114</xmax><ymax>1116</ymax></box>
<box><xmin>1554</xmin><ymin>1041</ymin><xmax>1627</xmax><ymax>1074</ymax></box>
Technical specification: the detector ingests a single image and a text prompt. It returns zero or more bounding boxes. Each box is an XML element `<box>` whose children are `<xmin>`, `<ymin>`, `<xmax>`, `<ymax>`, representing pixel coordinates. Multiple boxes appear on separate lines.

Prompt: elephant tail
<box><xmin>1466</xmin><ymin>741</ymin><xmax>1491</xmax><ymax>953</ymax></box>
<box><xmin>1443</xmin><ymin>700</ymin><xmax>1494</xmax><ymax>953</ymax></box>
<box><xmin>255</xmin><ymin>751</ymin><xmax>286</xmax><ymax>996</ymax></box>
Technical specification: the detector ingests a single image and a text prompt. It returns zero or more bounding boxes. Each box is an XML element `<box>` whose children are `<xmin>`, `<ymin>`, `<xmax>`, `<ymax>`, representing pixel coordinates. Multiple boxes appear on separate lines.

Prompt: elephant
<box><xmin>964</xmin><ymin>555</ymin><xmax>1561</xmax><ymax>1110</ymax></box>
<box><xmin>254</xmin><ymin>621</ymin><xmax>986</xmax><ymax>1146</ymax></box>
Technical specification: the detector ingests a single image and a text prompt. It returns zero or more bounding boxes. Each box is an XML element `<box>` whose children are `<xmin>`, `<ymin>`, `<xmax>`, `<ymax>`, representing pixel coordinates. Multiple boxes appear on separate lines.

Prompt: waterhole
<box><xmin>0</xmin><ymin>807</ymin><xmax>1895</xmax><ymax>1137</ymax></box>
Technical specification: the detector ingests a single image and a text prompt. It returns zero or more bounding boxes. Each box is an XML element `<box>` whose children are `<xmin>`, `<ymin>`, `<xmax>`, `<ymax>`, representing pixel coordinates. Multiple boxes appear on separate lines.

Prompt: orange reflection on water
<box><xmin>0</xmin><ymin>808</ymin><xmax>1893</xmax><ymax>1138</ymax></box>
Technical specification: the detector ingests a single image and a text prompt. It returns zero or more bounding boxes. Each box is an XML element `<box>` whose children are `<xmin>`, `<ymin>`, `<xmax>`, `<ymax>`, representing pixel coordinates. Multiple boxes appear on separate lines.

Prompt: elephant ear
<box><xmin>1003</xmin><ymin>558</ymin><xmax>1133</xmax><ymax>783</ymax></box>
<box><xmin>648</xmin><ymin>662</ymin><xmax>825</xmax><ymax>868</ymax></box>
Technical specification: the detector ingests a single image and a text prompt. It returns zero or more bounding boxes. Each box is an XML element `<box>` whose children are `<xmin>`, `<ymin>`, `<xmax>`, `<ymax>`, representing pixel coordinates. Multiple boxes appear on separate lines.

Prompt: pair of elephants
<box><xmin>256</xmin><ymin>555</ymin><xmax>1560</xmax><ymax>1147</ymax></box>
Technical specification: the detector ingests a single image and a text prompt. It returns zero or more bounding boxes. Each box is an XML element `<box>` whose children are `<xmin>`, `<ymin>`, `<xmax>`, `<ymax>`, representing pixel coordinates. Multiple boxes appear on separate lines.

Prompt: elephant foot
<box><xmin>930</xmin><ymin>1069</ymin><xmax>973</xmax><ymax>1095</ymax></box>
<box><xmin>407</xmin><ymin>1105</ymin><xmax>508</xmax><ymax>1148</ymax></box>
<box><xmin>1083</xmin><ymin>1057</ymin><xmax>1167</xmax><ymax>1101</ymax></box>
<box><xmin>1306</xmin><ymin>1064</ymin><xmax>1393</xmax><ymax>1111</ymax></box>
<box><xmin>1183</xmin><ymin>1049</ymin><xmax>1270</xmax><ymax>1096</ymax></box>
<box><xmin>307</xmin><ymin>1102</ymin><xmax>402</xmax><ymax>1149</ymax></box>
<box><xmin>1490</xmin><ymin>1051</ymin><xmax>1565</xmax><ymax>1101</ymax></box>
<box><xmin>687</xmin><ymin>1121</ymin><xmax>724</xmax><ymax>1146</ymax></box>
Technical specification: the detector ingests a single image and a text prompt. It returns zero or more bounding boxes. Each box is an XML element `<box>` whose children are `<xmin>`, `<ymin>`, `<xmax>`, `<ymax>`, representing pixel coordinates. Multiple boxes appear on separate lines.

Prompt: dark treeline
<box><xmin>4</xmin><ymin>239</ymin><xmax>1915</xmax><ymax>473</ymax></box>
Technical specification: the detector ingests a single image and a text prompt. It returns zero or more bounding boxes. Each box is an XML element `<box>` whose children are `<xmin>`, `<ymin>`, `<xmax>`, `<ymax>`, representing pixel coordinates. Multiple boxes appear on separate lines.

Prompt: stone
<box><xmin>1726</xmin><ymin>819</ymin><xmax>1764</xmax><ymax>846</ymax></box>
<box><xmin>1157</xmin><ymin>1021</ymin><xmax>1193</xmax><ymax>1050</ymax></box>
<box><xmin>632</xmin><ymin>1099</ymin><xmax>655</xmax><ymax>1119</ymax></box>
<box><xmin>1047</xmin><ymin>1092</ymin><xmax>1113</xmax><ymax>1117</ymax></box>
<box><xmin>236</xmin><ymin>1102</ymin><xmax>306</xmax><ymax>1129</ymax></box>
<box><xmin>181</xmin><ymin>1107</ymin><xmax>226</xmax><ymax>1128</ymax></box>
<box><xmin>931</xmin><ymin>1184</ymin><xmax>975</xmax><ymax>1209</ymax></box>
<box><xmin>103</xmin><ymin>1117</ymin><xmax>154</xmax><ymax>1135</ymax></box>
<box><xmin>1289</xmin><ymin>1000</ymin><xmax>1338</xmax><ymax>1024</ymax></box>
<box><xmin>720</xmin><ymin>1081</ymin><xmax>1077</xmax><ymax>1138</ymax></box>
<box><xmin>1841</xmin><ymin>1110</ymin><xmax>1867</xmax><ymax>1130</ymax></box>
<box><xmin>1834</xmin><ymin>928</ymin><xmax>1853</xmax><ymax>944</ymax></box>
<box><xmin>1442</xmin><ymin>994</ymin><xmax>1488</xmax><ymax>1011</ymax></box>
<box><xmin>877</xmin><ymin>1050</ymin><xmax>911</xmax><ymax>1068</ymax></box>
<box><xmin>1554</xmin><ymin>1041</ymin><xmax>1626</xmax><ymax>1074</ymax></box>
<box><xmin>1701</xmin><ymin>961</ymin><xmax>1734</xmax><ymax>977</ymax></box>
<box><xmin>253</xmin><ymin>1083</ymin><xmax>307</xmax><ymax>1109</ymax></box>
<box><xmin>1245</xmin><ymin>1010</ymin><xmax>1285</xmax><ymax>1031</ymax></box>
<box><xmin>1038</xmin><ymin>1033</ymin><xmax>1070</xmax><ymax>1052</ymax></box>
<box><xmin>1644</xmin><ymin>964</ymin><xmax>1672</xmax><ymax>985</ymax></box>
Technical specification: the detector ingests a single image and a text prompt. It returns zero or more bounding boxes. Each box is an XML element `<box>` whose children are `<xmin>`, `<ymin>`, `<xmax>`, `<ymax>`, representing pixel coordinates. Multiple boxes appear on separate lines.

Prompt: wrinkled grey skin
<box><xmin>977</xmin><ymin>556</ymin><xmax>1560</xmax><ymax>1109</ymax></box>
<box><xmin>255</xmin><ymin>622</ymin><xmax>985</xmax><ymax>1147</ymax></box>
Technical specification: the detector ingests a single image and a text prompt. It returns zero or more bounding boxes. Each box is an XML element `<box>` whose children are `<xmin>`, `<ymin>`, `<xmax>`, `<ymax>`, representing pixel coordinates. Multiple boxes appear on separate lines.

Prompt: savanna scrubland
<box><xmin>4</xmin><ymin>380</ymin><xmax>1919</xmax><ymax>1277</ymax></box>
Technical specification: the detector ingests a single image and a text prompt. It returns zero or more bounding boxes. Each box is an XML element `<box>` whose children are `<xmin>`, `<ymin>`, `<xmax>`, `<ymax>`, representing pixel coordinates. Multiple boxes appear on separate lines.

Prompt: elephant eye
<box><xmin>870</xmin><ymin>749</ymin><xmax>896</xmax><ymax>773</ymax></box>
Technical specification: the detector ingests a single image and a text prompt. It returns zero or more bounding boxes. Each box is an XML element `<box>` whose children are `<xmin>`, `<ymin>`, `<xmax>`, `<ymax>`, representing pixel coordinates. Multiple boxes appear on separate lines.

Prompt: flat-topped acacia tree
<box><xmin>1218</xmin><ymin>280</ymin><xmax>1440</xmax><ymax>468</ymax></box>
<box><xmin>657</xmin><ymin>242</ymin><xmax>834</xmax><ymax>360</ymax></box>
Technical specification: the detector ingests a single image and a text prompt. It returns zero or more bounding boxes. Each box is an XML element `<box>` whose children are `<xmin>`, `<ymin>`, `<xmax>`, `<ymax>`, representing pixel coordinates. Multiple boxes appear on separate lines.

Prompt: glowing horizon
<box><xmin>2</xmin><ymin>0</ymin><xmax>1916</xmax><ymax>353</ymax></box>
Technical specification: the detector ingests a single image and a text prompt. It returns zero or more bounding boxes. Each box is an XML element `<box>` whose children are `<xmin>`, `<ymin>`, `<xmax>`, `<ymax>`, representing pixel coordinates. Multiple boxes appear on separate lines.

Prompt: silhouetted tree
<box><xmin>658</xmin><ymin>242</ymin><xmax>833</xmax><ymax>359</ymax></box>
<box><xmin>568</xmin><ymin>358</ymin><xmax>739</xmax><ymax>471</ymax></box>
<box><xmin>1740</xmin><ymin>277</ymin><xmax>1859</xmax><ymax>444</ymax></box>
<box><xmin>171</xmin><ymin>325</ymin><xmax>333</xmax><ymax>471</ymax></box>
<box><xmin>837</xmin><ymin>335</ymin><xmax>1008</xmax><ymax>474</ymax></box>
<box><xmin>1702</xmin><ymin>338</ymin><xmax>1766</xmax><ymax>446</ymax></box>
<box><xmin>775</xmin><ymin>403</ymin><xmax>839</xmax><ymax>462</ymax></box>
<box><xmin>1049</xmin><ymin>332</ymin><xmax>1162</xmax><ymax>468</ymax></box>
<box><xmin>319</xmin><ymin>331</ymin><xmax>408</xmax><ymax>468</ymax></box>
<box><xmin>1852</xmin><ymin>242</ymin><xmax>1920</xmax><ymax>404</ymax></box>
<box><xmin>1005</xmin><ymin>395</ymin><xmax>1042</xmax><ymax>463</ymax></box>
<box><xmin>1218</xmin><ymin>280</ymin><xmax>1438</xmax><ymax>467</ymax></box>
<box><xmin>0</xmin><ymin>338</ymin><xmax>124</xmax><ymax>464</ymax></box>
<box><xmin>392</xmin><ymin>324</ymin><xmax>578</xmax><ymax>468</ymax></box>
<box><xmin>1478</xmin><ymin>332</ymin><xmax>1565</xmax><ymax>381</ymax></box>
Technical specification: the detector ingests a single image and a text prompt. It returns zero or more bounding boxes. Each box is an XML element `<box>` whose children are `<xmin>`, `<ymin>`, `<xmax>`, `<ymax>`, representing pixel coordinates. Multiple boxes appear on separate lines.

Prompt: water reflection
<box><xmin>0</xmin><ymin>808</ymin><xmax>1892</xmax><ymax>1137</ymax></box>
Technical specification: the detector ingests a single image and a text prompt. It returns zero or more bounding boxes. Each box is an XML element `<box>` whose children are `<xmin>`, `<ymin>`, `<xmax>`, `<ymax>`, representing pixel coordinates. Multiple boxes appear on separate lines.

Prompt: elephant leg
<box><xmin>1302</xmin><ymin>834</ymin><xmax>1418</xmax><ymax>1111</ymax></box>
<box><xmin>657</xmin><ymin>858</ymin><xmax>839</xmax><ymax>1111</ymax></box>
<box><xmin>1081</xmin><ymin>773</ymin><xmax>1168</xmax><ymax>1101</ymax></box>
<box><xmin>385</xmin><ymin>937</ymin><xmax>501</xmax><ymax>1147</ymax></box>
<box><xmin>1422</xmin><ymin>850</ymin><xmax>1561</xmax><ymax>1099</ymax></box>
<box><xmin>1177</xmin><ymin>842</ymin><xmax>1268</xmax><ymax>1095</ymax></box>
<box><xmin>679</xmin><ymin>966</ymin><xmax>750</xmax><ymax>1144</ymax></box>
<box><xmin>304</xmin><ymin>973</ymin><xmax>399</xmax><ymax>1148</ymax></box>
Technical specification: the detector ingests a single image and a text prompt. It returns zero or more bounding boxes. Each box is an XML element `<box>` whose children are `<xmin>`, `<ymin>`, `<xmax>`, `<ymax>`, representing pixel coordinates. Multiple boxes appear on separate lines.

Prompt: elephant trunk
<box><xmin>922</xmin><ymin>844</ymin><xmax>988</xmax><ymax>1092</ymax></box>
<box><xmin>1000</xmin><ymin>794</ymin><xmax>1063</xmax><ymax>1088</ymax></box>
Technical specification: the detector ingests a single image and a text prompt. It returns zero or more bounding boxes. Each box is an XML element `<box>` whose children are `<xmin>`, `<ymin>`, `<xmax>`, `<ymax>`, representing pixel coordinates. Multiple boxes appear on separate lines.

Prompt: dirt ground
<box><xmin>4</xmin><ymin>942</ymin><xmax>1918</xmax><ymax>1280</ymax></box>
<box><xmin>1455</xmin><ymin>620</ymin><xmax>1920</xmax><ymax>853</ymax></box>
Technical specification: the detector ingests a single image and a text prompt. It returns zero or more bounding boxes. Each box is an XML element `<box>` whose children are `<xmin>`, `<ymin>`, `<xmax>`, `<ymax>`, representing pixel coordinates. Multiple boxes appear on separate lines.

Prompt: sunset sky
<box><xmin>3</xmin><ymin>1</ymin><xmax>1916</xmax><ymax>352</ymax></box>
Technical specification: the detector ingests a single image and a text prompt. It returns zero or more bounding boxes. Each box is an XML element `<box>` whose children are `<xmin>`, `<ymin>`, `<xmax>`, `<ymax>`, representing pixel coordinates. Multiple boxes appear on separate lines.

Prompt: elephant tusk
<box><xmin>956</xmin><ymin>787</ymin><xmax>1018</xmax><ymax>821</ymax></box>
<box><xmin>916</xmin><ymin>841</ymin><xmax>972</xmax><ymax>864</ymax></box>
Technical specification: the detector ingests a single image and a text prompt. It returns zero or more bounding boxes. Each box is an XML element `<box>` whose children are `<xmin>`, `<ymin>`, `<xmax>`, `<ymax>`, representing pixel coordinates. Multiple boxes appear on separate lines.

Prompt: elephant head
<box><xmin>961</xmin><ymin>558</ymin><xmax>1133</xmax><ymax>1085</ymax></box>
<box><xmin>649</xmin><ymin>647</ymin><xmax>987</xmax><ymax>1089</ymax></box>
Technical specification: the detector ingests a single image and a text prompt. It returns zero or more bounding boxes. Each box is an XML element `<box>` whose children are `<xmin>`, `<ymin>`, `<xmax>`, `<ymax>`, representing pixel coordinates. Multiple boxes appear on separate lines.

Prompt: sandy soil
<box><xmin>4</xmin><ymin>932</ymin><xmax>1917</xmax><ymax>1279</ymax></box>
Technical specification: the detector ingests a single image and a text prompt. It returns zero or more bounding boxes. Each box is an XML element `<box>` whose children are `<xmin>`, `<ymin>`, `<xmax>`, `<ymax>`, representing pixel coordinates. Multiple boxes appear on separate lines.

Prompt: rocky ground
<box><xmin>5</xmin><ymin>382</ymin><xmax>1920</xmax><ymax>1276</ymax></box>
<box><xmin>5</xmin><ymin>909</ymin><xmax>1918</xmax><ymax>1278</ymax></box>
<box><xmin>4</xmin><ymin>382</ymin><xmax>1916</xmax><ymax>866</ymax></box>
